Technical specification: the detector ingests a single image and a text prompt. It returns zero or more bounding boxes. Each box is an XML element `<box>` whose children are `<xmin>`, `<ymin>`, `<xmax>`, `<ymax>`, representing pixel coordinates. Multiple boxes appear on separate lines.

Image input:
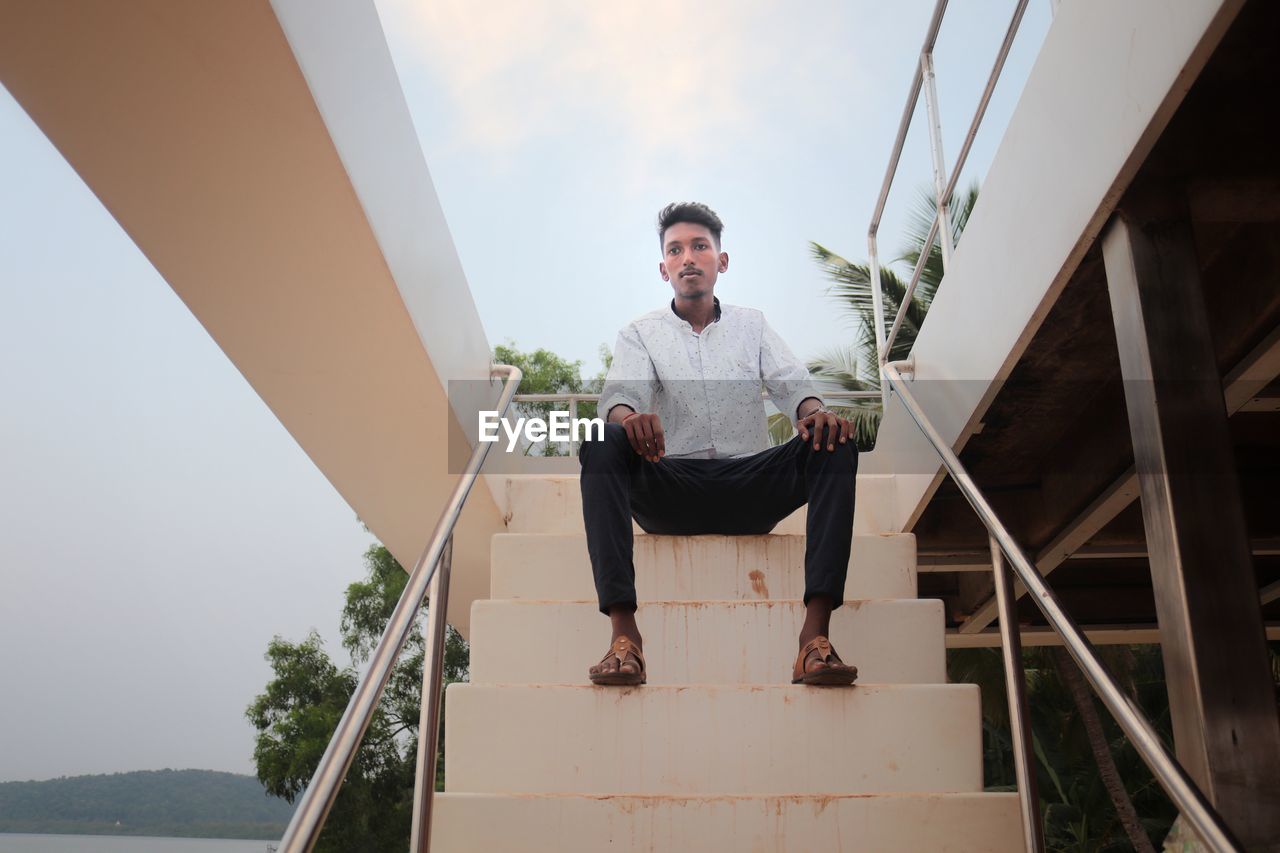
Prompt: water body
<box><xmin>0</xmin><ymin>835</ymin><xmax>276</xmax><ymax>853</ymax></box>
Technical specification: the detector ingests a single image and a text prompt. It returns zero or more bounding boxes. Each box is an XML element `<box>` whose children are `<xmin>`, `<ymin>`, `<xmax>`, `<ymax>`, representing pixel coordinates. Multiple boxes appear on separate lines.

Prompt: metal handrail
<box><xmin>882</xmin><ymin>362</ymin><xmax>1243</xmax><ymax>852</ymax></box>
<box><xmin>511</xmin><ymin>390</ymin><xmax>882</xmax><ymax>455</ymax></box>
<box><xmin>511</xmin><ymin>391</ymin><xmax>883</xmax><ymax>403</ymax></box>
<box><xmin>870</xmin><ymin>0</ymin><xmax>1030</xmax><ymax>363</ymax></box>
<box><xmin>277</xmin><ymin>364</ymin><xmax>522</xmax><ymax>853</ymax></box>
<box><xmin>940</xmin><ymin>0</ymin><xmax>1029</xmax><ymax>213</ymax></box>
<box><xmin>988</xmin><ymin>534</ymin><xmax>1044</xmax><ymax>851</ymax></box>
<box><xmin>863</xmin><ymin>3</ymin><xmax>1244</xmax><ymax>848</ymax></box>
<box><xmin>867</xmin><ymin>0</ymin><xmax>949</xmax><ymax>238</ymax></box>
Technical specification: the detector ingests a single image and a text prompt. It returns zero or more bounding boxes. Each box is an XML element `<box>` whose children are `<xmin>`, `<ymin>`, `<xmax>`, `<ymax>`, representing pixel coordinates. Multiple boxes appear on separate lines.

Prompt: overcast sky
<box><xmin>0</xmin><ymin>1</ymin><xmax>1050</xmax><ymax>783</ymax></box>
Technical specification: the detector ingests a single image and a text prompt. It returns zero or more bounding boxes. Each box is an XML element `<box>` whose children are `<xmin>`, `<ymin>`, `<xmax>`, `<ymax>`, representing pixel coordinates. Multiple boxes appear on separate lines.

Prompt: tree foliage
<box><xmin>949</xmin><ymin>644</ymin><xmax>1184</xmax><ymax>851</ymax></box>
<box><xmin>493</xmin><ymin>341</ymin><xmax>610</xmax><ymax>455</ymax></box>
<box><xmin>247</xmin><ymin>543</ymin><xmax>469</xmax><ymax>852</ymax></box>
<box><xmin>0</xmin><ymin>769</ymin><xmax>294</xmax><ymax>839</ymax></box>
<box><xmin>795</xmin><ymin>182</ymin><xmax>980</xmax><ymax>450</ymax></box>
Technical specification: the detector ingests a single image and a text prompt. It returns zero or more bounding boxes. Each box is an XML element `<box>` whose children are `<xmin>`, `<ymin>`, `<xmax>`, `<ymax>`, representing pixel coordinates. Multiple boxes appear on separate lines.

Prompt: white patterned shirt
<box><xmin>599</xmin><ymin>299</ymin><xmax>822</xmax><ymax>459</ymax></box>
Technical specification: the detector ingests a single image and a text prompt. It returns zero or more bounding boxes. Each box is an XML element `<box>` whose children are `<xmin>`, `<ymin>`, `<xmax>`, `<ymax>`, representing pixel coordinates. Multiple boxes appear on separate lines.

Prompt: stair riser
<box><xmin>431</xmin><ymin>792</ymin><xmax>1026</xmax><ymax>852</ymax></box>
<box><xmin>445</xmin><ymin>684</ymin><xmax>983</xmax><ymax>795</ymax></box>
<box><xmin>500</xmin><ymin>474</ymin><xmax>899</xmax><ymax>535</ymax></box>
<box><xmin>469</xmin><ymin>599</ymin><xmax>945</xmax><ymax>685</ymax></box>
<box><xmin>492</xmin><ymin>533</ymin><xmax>916</xmax><ymax>601</ymax></box>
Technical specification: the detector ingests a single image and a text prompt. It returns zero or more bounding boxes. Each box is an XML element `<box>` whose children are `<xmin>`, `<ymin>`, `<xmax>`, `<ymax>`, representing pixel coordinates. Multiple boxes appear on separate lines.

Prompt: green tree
<box><xmin>948</xmin><ymin>644</ymin><xmax>1179</xmax><ymax>851</ymax></box>
<box><xmin>788</xmin><ymin>183</ymin><xmax>980</xmax><ymax>450</ymax></box>
<box><xmin>493</xmin><ymin>341</ymin><xmax>610</xmax><ymax>455</ymax></box>
<box><xmin>247</xmin><ymin>543</ymin><xmax>469</xmax><ymax>852</ymax></box>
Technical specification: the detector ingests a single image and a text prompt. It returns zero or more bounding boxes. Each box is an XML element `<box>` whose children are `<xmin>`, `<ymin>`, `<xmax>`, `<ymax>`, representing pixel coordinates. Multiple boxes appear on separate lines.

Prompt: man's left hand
<box><xmin>797</xmin><ymin>409</ymin><xmax>853</xmax><ymax>451</ymax></box>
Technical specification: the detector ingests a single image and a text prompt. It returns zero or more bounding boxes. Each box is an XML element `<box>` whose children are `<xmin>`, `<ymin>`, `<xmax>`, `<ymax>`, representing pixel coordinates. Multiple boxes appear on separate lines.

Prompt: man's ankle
<box><xmin>608</xmin><ymin>607</ymin><xmax>642</xmax><ymax>648</ymax></box>
<box><xmin>798</xmin><ymin>630</ymin><xmax>824</xmax><ymax>648</ymax></box>
<box><xmin>611</xmin><ymin>627</ymin><xmax>643</xmax><ymax>647</ymax></box>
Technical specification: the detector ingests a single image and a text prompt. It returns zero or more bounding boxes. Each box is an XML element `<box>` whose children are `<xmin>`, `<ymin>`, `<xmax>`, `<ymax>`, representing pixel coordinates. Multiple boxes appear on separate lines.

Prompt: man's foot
<box><xmin>791</xmin><ymin>635</ymin><xmax>858</xmax><ymax>686</ymax></box>
<box><xmin>589</xmin><ymin>635</ymin><xmax>646</xmax><ymax>686</ymax></box>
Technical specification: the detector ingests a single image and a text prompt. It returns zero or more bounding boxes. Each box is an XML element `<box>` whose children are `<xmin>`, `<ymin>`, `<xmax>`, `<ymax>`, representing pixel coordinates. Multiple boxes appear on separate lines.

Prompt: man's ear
<box><xmin>659</xmin><ymin>261</ymin><xmax>670</xmax><ymax>282</ymax></box>
<box><xmin>718</xmin><ymin>251</ymin><xmax>729</xmax><ymax>273</ymax></box>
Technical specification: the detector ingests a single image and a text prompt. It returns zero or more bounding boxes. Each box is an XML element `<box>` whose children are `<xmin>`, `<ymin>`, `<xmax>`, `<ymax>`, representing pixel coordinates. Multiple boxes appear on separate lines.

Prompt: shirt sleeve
<box><xmin>599</xmin><ymin>323</ymin><xmax>659</xmax><ymax>418</ymax></box>
<box><xmin>760</xmin><ymin>316</ymin><xmax>822</xmax><ymax>421</ymax></box>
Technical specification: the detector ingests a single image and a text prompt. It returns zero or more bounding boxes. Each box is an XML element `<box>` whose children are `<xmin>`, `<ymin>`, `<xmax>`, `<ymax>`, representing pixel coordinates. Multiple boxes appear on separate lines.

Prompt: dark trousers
<box><xmin>578</xmin><ymin>422</ymin><xmax>858</xmax><ymax>614</ymax></box>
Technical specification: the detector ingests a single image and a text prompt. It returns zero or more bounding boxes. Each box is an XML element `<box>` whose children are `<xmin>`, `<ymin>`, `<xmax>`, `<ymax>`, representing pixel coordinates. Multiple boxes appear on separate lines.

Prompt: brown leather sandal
<box><xmin>792</xmin><ymin>635</ymin><xmax>858</xmax><ymax>686</ymax></box>
<box><xmin>589</xmin><ymin>635</ymin><xmax>646</xmax><ymax>686</ymax></box>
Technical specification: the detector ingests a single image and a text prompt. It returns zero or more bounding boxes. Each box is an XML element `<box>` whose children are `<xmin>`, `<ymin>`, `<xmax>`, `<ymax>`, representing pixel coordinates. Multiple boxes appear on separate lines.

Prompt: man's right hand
<box><xmin>621</xmin><ymin>411</ymin><xmax>665</xmax><ymax>462</ymax></box>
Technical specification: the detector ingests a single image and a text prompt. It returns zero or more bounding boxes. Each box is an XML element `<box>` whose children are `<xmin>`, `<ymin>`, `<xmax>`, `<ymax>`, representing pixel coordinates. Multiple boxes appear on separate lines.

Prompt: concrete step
<box><xmin>445</xmin><ymin>683</ymin><xmax>983</xmax><ymax>795</ymax></box>
<box><xmin>469</xmin><ymin>599</ymin><xmax>944</xmax><ymax>685</ymax></box>
<box><xmin>498</xmin><ymin>474</ymin><xmax>899</xmax><ymax>536</ymax></box>
<box><xmin>431</xmin><ymin>791</ymin><xmax>1026</xmax><ymax>852</ymax></box>
<box><xmin>491</xmin><ymin>533</ymin><xmax>916</xmax><ymax>601</ymax></box>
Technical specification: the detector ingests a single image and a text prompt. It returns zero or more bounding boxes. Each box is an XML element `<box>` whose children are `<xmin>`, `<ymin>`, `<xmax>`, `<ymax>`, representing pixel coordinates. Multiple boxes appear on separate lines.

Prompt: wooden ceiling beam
<box><xmin>957</xmin><ymin>322</ymin><xmax>1280</xmax><ymax>633</ymax></box>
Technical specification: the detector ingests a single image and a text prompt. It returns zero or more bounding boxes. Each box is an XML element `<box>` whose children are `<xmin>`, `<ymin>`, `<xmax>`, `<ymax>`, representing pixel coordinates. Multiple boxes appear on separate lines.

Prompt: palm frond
<box><xmin>807</xmin><ymin>345</ymin><xmax>876</xmax><ymax>390</ymax></box>
<box><xmin>830</xmin><ymin>404</ymin><xmax>882</xmax><ymax>449</ymax></box>
<box><xmin>951</xmin><ymin>182</ymin><xmax>980</xmax><ymax>240</ymax></box>
<box><xmin>810</xmin><ymin>241</ymin><xmax>929</xmax><ymax>361</ymax></box>
<box><xmin>807</xmin><ymin>182</ymin><xmax>979</xmax><ymax>450</ymax></box>
<box><xmin>767</xmin><ymin>406</ymin><xmax>881</xmax><ymax>452</ymax></box>
<box><xmin>767</xmin><ymin>412</ymin><xmax>796</xmax><ymax>445</ymax></box>
<box><xmin>895</xmin><ymin>179</ymin><xmax>981</xmax><ymax>307</ymax></box>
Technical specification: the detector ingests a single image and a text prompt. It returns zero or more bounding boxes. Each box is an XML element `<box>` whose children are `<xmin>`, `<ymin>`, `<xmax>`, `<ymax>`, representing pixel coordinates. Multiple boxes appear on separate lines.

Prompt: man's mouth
<box><xmin>679</xmin><ymin>269</ymin><xmax>701</xmax><ymax>277</ymax></box>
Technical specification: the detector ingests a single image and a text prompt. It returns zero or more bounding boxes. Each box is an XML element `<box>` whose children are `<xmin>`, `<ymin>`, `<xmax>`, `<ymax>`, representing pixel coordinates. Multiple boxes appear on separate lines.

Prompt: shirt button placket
<box><xmin>695</xmin><ymin>332</ymin><xmax>716</xmax><ymax>458</ymax></box>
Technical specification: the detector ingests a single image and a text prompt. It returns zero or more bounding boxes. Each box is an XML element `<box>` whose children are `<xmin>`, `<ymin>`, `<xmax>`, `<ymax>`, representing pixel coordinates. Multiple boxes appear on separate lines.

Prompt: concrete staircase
<box><xmin>431</xmin><ymin>475</ymin><xmax>1024</xmax><ymax>851</ymax></box>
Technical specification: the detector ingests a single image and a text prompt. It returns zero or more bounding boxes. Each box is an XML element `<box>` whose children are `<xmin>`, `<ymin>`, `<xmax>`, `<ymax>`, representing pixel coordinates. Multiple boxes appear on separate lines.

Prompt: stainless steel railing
<box><xmin>881</xmin><ymin>363</ymin><xmax>1243</xmax><ymax>852</ymax></box>
<box><xmin>513</xmin><ymin>389</ymin><xmax>882</xmax><ymax>409</ymax></box>
<box><xmin>867</xmin><ymin>0</ymin><xmax>1030</xmax><ymax>372</ymax></box>
<box><xmin>277</xmin><ymin>364</ymin><xmax>522</xmax><ymax>853</ymax></box>
<box><xmin>866</xmin><ymin>1</ymin><xmax>1241</xmax><ymax>848</ymax></box>
<box><xmin>512</xmin><ymin>389</ymin><xmax>881</xmax><ymax>455</ymax></box>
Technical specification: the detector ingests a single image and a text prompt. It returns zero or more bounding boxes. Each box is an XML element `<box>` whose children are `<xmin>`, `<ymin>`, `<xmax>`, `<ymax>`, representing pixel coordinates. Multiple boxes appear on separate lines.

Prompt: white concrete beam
<box><xmin>0</xmin><ymin>0</ymin><xmax>503</xmax><ymax>634</ymax></box>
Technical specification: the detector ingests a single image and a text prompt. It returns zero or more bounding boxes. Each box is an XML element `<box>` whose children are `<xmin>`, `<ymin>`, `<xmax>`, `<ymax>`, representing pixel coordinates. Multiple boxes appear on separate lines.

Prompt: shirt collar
<box><xmin>669</xmin><ymin>296</ymin><xmax>722</xmax><ymax>326</ymax></box>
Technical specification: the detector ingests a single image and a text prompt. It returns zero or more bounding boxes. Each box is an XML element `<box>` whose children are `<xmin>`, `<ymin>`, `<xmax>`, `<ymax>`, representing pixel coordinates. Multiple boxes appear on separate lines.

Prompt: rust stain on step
<box><xmin>748</xmin><ymin>569</ymin><xmax>770</xmax><ymax>599</ymax></box>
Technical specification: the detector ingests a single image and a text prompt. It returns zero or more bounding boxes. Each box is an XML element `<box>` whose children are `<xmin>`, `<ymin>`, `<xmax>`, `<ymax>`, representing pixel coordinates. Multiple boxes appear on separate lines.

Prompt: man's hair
<box><xmin>657</xmin><ymin>202</ymin><xmax>724</xmax><ymax>249</ymax></box>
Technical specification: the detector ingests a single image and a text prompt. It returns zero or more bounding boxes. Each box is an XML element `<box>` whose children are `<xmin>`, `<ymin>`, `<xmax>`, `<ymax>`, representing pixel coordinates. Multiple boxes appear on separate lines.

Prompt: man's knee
<box><xmin>799</xmin><ymin>426</ymin><xmax>858</xmax><ymax>469</ymax></box>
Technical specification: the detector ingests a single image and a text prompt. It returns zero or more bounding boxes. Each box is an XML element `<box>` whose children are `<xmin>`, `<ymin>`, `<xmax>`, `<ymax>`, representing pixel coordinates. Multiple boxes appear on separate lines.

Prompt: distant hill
<box><xmin>0</xmin><ymin>769</ymin><xmax>295</xmax><ymax>839</ymax></box>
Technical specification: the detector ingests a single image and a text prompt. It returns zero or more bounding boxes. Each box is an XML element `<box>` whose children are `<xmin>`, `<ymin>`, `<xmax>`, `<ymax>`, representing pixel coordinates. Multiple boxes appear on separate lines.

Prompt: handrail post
<box><xmin>990</xmin><ymin>535</ymin><xmax>1045</xmax><ymax>853</ymax></box>
<box><xmin>867</xmin><ymin>235</ymin><xmax>891</xmax><ymax>411</ymax></box>
<box><xmin>920</xmin><ymin>50</ymin><xmax>954</xmax><ymax>270</ymax></box>
<box><xmin>569</xmin><ymin>396</ymin><xmax>579</xmax><ymax>458</ymax></box>
<box><xmin>409</xmin><ymin>535</ymin><xmax>454</xmax><ymax>852</ymax></box>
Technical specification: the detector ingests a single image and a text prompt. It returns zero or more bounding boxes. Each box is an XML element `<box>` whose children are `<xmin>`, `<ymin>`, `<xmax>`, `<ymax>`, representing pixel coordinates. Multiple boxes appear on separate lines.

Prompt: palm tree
<box><xmin>786</xmin><ymin>182</ymin><xmax>979</xmax><ymax>450</ymax></box>
<box><xmin>948</xmin><ymin>645</ymin><xmax>1176</xmax><ymax>852</ymax></box>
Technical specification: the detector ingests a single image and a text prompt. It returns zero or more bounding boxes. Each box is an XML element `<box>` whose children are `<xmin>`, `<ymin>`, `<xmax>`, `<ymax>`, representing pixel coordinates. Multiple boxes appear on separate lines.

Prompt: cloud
<box><xmin>381</xmin><ymin>0</ymin><xmax>866</xmax><ymax>170</ymax></box>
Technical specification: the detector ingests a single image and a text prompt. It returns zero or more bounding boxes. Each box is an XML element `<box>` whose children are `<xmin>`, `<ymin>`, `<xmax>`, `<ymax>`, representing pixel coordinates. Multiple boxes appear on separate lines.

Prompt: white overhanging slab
<box><xmin>266</xmin><ymin>0</ymin><xmax>509</xmax><ymax>629</ymax></box>
<box><xmin>863</xmin><ymin>0</ymin><xmax>1243</xmax><ymax>532</ymax></box>
<box><xmin>268</xmin><ymin>0</ymin><xmax>494</xmax><ymax>397</ymax></box>
<box><xmin>0</xmin><ymin>0</ymin><xmax>503</xmax><ymax>634</ymax></box>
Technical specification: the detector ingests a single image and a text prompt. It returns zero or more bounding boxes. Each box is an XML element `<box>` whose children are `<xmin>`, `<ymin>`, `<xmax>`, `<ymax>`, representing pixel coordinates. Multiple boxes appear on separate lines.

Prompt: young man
<box><xmin>579</xmin><ymin>201</ymin><xmax>859</xmax><ymax>687</ymax></box>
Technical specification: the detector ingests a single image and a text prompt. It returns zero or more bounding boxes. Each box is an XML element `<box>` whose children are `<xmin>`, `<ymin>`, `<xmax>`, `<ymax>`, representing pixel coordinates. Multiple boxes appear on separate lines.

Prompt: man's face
<box><xmin>659</xmin><ymin>222</ymin><xmax>728</xmax><ymax>299</ymax></box>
